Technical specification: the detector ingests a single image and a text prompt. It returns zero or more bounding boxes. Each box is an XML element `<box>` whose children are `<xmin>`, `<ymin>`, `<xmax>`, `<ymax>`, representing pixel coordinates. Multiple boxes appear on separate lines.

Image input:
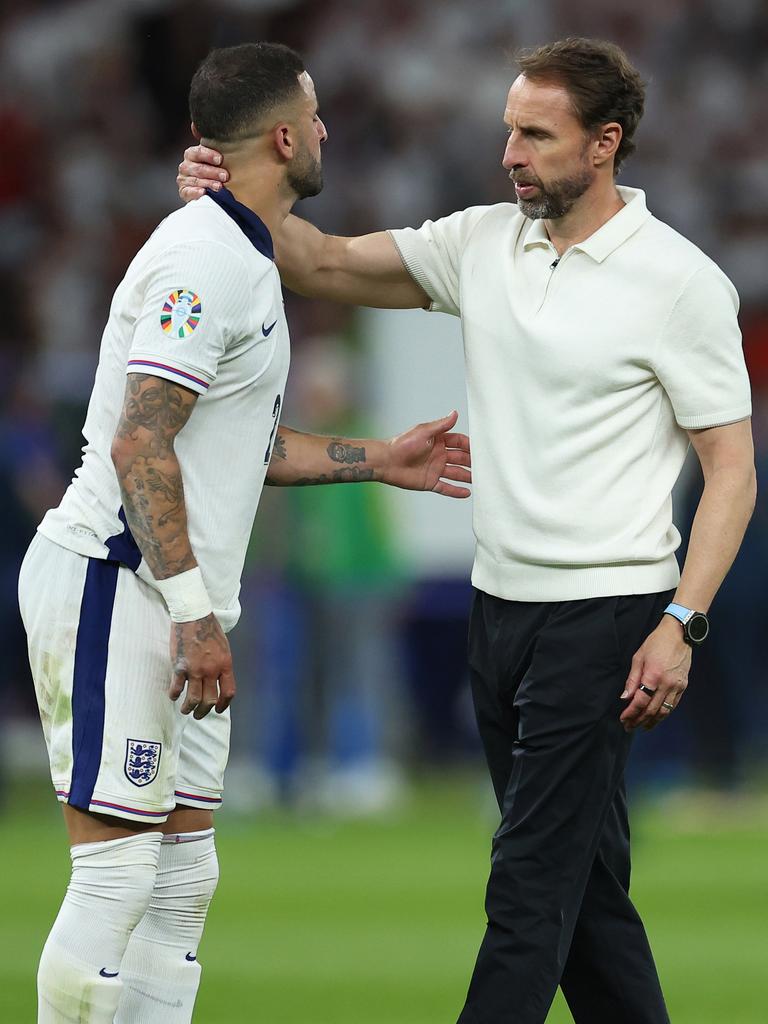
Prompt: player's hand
<box><xmin>177</xmin><ymin>145</ymin><xmax>228</xmax><ymax>203</ymax></box>
<box><xmin>169</xmin><ymin>613</ymin><xmax>236</xmax><ymax>719</ymax></box>
<box><xmin>383</xmin><ymin>410</ymin><xmax>472</xmax><ymax>498</ymax></box>
<box><xmin>619</xmin><ymin>616</ymin><xmax>691</xmax><ymax>731</ymax></box>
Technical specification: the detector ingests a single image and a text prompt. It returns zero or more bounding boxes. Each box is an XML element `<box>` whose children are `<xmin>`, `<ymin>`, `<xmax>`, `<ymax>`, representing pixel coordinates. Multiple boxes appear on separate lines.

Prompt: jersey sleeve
<box><xmin>389</xmin><ymin>206</ymin><xmax>494</xmax><ymax>317</ymax></box>
<box><xmin>653</xmin><ymin>265</ymin><xmax>752</xmax><ymax>429</ymax></box>
<box><xmin>127</xmin><ymin>240</ymin><xmax>252</xmax><ymax>395</ymax></box>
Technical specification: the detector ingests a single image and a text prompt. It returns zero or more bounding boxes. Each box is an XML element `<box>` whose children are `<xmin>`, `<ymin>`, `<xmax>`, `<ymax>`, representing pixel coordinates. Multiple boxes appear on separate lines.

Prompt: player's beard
<box><xmin>513</xmin><ymin>163</ymin><xmax>594</xmax><ymax>220</ymax></box>
<box><xmin>287</xmin><ymin>145</ymin><xmax>323</xmax><ymax>199</ymax></box>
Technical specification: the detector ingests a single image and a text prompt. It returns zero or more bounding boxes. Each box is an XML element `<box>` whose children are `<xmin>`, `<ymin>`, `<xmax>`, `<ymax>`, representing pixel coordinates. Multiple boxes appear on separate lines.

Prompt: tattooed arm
<box><xmin>266</xmin><ymin>411</ymin><xmax>472</xmax><ymax>498</ymax></box>
<box><xmin>111</xmin><ymin>373</ymin><xmax>236</xmax><ymax>718</ymax></box>
<box><xmin>111</xmin><ymin>373</ymin><xmax>198</xmax><ymax>578</ymax></box>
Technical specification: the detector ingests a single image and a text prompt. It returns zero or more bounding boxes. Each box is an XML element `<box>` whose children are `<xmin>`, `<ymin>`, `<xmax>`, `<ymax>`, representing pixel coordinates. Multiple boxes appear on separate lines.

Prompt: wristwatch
<box><xmin>663</xmin><ymin>603</ymin><xmax>709</xmax><ymax>645</ymax></box>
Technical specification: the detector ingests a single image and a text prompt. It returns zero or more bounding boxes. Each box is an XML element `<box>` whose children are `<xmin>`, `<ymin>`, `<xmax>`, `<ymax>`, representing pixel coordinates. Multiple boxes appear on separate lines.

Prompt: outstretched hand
<box><xmin>384</xmin><ymin>411</ymin><xmax>471</xmax><ymax>498</ymax></box>
<box><xmin>177</xmin><ymin>145</ymin><xmax>228</xmax><ymax>203</ymax></box>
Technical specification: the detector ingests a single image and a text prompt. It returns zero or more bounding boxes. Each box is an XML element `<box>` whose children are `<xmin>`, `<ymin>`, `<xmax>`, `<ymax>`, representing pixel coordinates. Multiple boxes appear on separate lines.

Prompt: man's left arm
<box><xmin>265</xmin><ymin>410</ymin><xmax>471</xmax><ymax>498</ymax></box>
<box><xmin>620</xmin><ymin>418</ymin><xmax>756</xmax><ymax>730</ymax></box>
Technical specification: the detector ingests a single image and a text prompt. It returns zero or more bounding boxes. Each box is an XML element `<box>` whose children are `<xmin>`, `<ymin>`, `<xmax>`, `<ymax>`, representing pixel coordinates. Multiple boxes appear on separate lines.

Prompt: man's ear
<box><xmin>191</xmin><ymin>122</ymin><xmax>201</xmax><ymax>141</ymax></box>
<box><xmin>593</xmin><ymin>122</ymin><xmax>622</xmax><ymax>168</ymax></box>
<box><xmin>272</xmin><ymin>122</ymin><xmax>295</xmax><ymax>160</ymax></box>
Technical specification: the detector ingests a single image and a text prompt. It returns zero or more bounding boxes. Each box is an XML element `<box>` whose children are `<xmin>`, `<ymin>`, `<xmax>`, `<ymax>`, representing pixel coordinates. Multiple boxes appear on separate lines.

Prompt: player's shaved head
<box><xmin>189</xmin><ymin>42</ymin><xmax>305</xmax><ymax>143</ymax></box>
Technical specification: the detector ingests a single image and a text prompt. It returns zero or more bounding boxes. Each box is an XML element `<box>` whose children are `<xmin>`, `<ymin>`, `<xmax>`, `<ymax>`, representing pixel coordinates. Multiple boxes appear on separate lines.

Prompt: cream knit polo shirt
<box><xmin>390</xmin><ymin>187</ymin><xmax>752</xmax><ymax>602</ymax></box>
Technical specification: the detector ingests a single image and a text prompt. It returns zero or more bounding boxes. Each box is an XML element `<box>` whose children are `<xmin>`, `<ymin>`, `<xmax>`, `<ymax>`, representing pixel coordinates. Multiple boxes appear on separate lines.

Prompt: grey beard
<box><xmin>516</xmin><ymin>167</ymin><xmax>593</xmax><ymax>220</ymax></box>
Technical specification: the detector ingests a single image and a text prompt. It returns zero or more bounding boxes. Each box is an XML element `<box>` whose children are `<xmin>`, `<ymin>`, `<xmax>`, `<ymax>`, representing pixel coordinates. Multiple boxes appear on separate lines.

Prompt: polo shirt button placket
<box><xmin>537</xmin><ymin>248</ymin><xmax>568</xmax><ymax>311</ymax></box>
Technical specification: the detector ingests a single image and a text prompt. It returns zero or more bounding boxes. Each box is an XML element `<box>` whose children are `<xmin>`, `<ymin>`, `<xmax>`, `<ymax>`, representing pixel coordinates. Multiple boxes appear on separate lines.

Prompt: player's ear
<box><xmin>191</xmin><ymin>122</ymin><xmax>201</xmax><ymax>141</ymax></box>
<box><xmin>272</xmin><ymin>122</ymin><xmax>295</xmax><ymax>161</ymax></box>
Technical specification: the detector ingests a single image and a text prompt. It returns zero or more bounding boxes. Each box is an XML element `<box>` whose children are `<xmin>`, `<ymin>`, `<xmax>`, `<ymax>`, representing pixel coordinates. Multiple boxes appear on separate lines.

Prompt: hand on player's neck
<box><xmin>202</xmin><ymin>135</ymin><xmax>297</xmax><ymax>239</ymax></box>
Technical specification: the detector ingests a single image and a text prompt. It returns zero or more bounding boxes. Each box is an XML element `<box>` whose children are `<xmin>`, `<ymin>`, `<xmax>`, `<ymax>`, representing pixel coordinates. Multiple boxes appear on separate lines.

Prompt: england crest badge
<box><xmin>125</xmin><ymin>739</ymin><xmax>162</xmax><ymax>787</ymax></box>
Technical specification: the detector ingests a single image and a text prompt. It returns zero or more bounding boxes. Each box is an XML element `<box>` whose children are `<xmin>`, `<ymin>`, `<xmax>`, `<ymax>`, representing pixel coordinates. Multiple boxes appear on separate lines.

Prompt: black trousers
<box><xmin>457</xmin><ymin>590</ymin><xmax>673</xmax><ymax>1024</ymax></box>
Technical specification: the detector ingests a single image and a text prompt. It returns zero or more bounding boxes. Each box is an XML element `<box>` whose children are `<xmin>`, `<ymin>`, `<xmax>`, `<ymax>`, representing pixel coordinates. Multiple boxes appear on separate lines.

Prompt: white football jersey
<box><xmin>39</xmin><ymin>189</ymin><xmax>290</xmax><ymax>631</ymax></box>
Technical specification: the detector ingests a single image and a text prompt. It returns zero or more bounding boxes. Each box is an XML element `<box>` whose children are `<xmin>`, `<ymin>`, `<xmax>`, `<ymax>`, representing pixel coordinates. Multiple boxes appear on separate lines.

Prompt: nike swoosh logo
<box><xmin>262</xmin><ymin>319</ymin><xmax>278</xmax><ymax>337</ymax></box>
<box><xmin>185</xmin><ymin>952</ymin><xmax>197</xmax><ymax>962</ymax></box>
<box><xmin>99</xmin><ymin>968</ymin><xmax>119</xmax><ymax>978</ymax></box>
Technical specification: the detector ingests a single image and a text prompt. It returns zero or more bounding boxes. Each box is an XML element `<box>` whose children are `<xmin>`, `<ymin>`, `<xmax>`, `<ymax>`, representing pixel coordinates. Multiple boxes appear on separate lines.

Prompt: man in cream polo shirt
<box><xmin>180</xmin><ymin>36</ymin><xmax>755</xmax><ymax>1024</ymax></box>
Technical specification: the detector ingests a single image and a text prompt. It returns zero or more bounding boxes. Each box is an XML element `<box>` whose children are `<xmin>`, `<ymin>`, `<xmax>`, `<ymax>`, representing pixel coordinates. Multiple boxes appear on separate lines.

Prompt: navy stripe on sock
<box><xmin>69</xmin><ymin>557</ymin><xmax>120</xmax><ymax>810</ymax></box>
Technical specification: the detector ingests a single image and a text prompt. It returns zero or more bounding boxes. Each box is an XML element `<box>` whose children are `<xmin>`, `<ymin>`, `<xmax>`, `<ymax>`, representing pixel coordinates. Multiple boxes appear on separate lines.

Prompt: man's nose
<box><xmin>502</xmin><ymin>134</ymin><xmax>527</xmax><ymax>171</ymax></box>
<box><xmin>317</xmin><ymin>118</ymin><xmax>328</xmax><ymax>143</ymax></box>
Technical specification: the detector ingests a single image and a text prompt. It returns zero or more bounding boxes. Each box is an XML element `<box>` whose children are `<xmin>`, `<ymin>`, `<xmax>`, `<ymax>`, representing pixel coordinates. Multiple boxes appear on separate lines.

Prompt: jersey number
<box><xmin>264</xmin><ymin>393</ymin><xmax>282</xmax><ymax>465</ymax></box>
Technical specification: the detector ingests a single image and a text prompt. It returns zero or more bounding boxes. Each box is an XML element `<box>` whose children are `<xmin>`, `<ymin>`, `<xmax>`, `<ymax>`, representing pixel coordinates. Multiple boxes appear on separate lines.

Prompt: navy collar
<box><xmin>205</xmin><ymin>186</ymin><xmax>274</xmax><ymax>260</ymax></box>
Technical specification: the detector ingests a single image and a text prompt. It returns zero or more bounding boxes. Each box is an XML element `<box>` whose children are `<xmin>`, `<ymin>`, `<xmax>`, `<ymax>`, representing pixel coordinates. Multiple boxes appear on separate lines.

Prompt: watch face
<box><xmin>687</xmin><ymin>614</ymin><xmax>709</xmax><ymax>643</ymax></box>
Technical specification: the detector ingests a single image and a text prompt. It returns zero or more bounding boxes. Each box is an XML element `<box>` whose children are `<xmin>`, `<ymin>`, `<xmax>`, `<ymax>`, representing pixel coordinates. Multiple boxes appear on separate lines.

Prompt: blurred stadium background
<box><xmin>1</xmin><ymin>1</ymin><xmax>766</xmax><ymax>1021</ymax></box>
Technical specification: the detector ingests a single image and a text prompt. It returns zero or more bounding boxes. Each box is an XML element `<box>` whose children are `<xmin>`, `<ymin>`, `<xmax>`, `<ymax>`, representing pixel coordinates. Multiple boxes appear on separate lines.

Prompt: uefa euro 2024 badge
<box><xmin>125</xmin><ymin>739</ymin><xmax>162</xmax><ymax>787</ymax></box>
<box><xmin>161</xmin><ymin>289</ymin><xmax>202</xmax><ymax>339</ymax></box>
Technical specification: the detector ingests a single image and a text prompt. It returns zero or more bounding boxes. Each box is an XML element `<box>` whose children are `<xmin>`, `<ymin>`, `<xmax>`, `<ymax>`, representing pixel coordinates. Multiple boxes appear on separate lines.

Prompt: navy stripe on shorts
<box><xmin>68</xmin><ymin>557</ymin><xmax>120</xmax><ymax>810</ymax></box>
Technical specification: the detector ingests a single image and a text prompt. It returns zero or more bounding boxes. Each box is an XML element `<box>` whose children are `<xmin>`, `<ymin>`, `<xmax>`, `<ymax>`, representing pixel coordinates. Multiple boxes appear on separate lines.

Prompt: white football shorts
<box><xmin>18</xmin><ymin>533</ymin><xmax>230</xmax><ymax>823</ymax></box>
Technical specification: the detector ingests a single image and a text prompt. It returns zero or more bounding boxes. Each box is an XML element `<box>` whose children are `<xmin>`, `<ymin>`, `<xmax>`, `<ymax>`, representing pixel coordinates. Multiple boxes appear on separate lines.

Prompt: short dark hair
<box><xmin>517</xmin><ymin>38</ymin><xmax>645</xmax><ymax>173</ymax></box>
<box><xmin>189</xmin><ymin>42</ymin><xmax>305</xmax><ymax>142</ymax></box>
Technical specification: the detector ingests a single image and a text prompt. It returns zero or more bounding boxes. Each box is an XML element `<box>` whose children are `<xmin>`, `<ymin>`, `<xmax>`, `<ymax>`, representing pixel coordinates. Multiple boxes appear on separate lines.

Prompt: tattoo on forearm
<box><xmin>292</xmin><ymin>467</ymin><xmax>375</xmax><ymax>486</ymax></box>
<box><xmin>272</xmin><ymin>432</ymin><xmax>288</xmax><ymax>460</ymax></box>
<box><xmin>114</xmin><ymin>374</ymin><xmax>198</xmax><ymax>579</ymax></box>
<box><xmin>327</xmin><ymin>439</ymin><xmax>366</xmax><ymax>464</ymax></box>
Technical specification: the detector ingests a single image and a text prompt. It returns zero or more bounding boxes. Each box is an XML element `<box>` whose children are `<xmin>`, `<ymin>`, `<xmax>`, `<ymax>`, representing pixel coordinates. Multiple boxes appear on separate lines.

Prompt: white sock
<box><xmin>114</xmin><ymin>829</ymin><xmax>219</xmax><ymax>1023</ymax></box>
<box><xmin>37</xmin><ymin>830</ymin><xmax>162</xmax><ymax>1023</ymax></box>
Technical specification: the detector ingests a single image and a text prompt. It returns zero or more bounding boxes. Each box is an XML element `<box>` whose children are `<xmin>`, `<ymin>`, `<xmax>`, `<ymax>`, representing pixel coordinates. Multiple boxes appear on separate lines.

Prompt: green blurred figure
<box><xmin>284</xmin><ymin>335</ymin><xmax>407</xmax><ymax>813</ymax></box>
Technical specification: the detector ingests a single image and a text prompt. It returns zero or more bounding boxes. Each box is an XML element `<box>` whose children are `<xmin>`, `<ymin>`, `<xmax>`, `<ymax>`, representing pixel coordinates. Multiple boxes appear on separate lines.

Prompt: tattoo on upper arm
<box><xmin>327</xmin><ymin>439</ymin><xmax>366</xmax><ymax>464</ymax></box>
<box><xmin>113</xmin><ymin>374</ymin><xmax>198</xmax><ymax>578</ymax></box>
<box><xmin>115</xmin><ymin>374</ymin><xmax>197</xmax><ymax>456</ymax></box>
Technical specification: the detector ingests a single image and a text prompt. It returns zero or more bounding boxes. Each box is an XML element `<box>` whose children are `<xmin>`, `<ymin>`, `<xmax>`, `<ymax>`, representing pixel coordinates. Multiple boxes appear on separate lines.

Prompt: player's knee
<box><xmin>147</xmin><ymin>829</ymin><xmax>219</xmax><ymax>944</ymax></box>
<box><xmin>37</xmin><ymin>832</ymin><xmax>163</xmax><ymax>1020</ymax></box>
<box><xmin>68</xmin><ymin>830</ymin><xmax>163</xmax><ymax>925</ymax></box>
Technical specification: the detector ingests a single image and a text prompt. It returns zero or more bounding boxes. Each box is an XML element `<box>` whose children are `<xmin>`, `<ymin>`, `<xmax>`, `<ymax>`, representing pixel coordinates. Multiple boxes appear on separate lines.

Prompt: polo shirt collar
<box><xmin>522</xmin><ymin>186</ymin><xmax>651</xmax><ymax>263</ymax></box>
<box><xmin>205</xmin><ymin>186</ymin><xmax>274</xmax><ymax>260</ymax></box>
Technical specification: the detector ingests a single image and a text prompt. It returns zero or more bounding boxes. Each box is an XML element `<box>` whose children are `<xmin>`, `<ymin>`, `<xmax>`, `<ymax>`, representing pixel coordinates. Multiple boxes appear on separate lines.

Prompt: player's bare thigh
<box><xmin>63</xmin><ymin>803</ymin><xmax>213</xmax><ymax>844</ymax></box>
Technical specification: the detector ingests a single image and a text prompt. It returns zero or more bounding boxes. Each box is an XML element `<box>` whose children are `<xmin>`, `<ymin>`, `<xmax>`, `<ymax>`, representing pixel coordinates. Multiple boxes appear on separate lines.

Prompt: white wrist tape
<box><xmin>154</xmin><ymin>567</ymin><xmax>213</xmax><ymax>623</ymax></box>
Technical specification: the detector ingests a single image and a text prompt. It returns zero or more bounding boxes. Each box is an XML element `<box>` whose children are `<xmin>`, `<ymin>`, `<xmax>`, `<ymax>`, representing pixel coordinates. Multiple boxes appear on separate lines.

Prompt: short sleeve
<box><xmin>654</xmin><ymin>265</ymin><xmax>752</xmax><ymax>429</ymax></box>
<box><xmin>389</xmin><ymin>206</ymin><xmax>494</xmax><ymax>317</ymax></box>
<box><xmin>128</xmin><ymin>241</ymin><xmax>252</xmax><ymax>395</ymax></box>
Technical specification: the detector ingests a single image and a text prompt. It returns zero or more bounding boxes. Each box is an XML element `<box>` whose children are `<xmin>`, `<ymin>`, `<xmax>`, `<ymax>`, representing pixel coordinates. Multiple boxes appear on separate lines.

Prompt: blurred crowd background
<box><xmin>1</xmin><ymin>0</ymin><xmax>766</xmax><ymax>816</ymax></box>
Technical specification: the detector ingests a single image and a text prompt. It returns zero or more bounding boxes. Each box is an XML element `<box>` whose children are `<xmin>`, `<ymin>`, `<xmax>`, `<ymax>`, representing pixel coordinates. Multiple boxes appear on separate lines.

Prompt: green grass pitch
<box><xmin>1</xmin><ymin>778</ymin><xmax>765</xmax><ymax>1023</ymax></box>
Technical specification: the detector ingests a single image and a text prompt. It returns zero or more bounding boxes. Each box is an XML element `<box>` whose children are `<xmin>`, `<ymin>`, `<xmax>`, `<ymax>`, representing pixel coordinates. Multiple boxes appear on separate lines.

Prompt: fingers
<box><xmin>620</xmin><ymin>650</ymin><xmax>643</xmax><ymax>703</ymax></box>
<box><xmin>177</xmin><ymin>153</ymin><xmax>229</xmax><ymax>204</ymax></box>
<box><xmin>170</xmin><ymin>668</ymin><xmax>187</xmax><ymax>702</ymax></box>
<box><xmin>215</xmin><ymin>667</ymin><xmax>237</xmax><ymax>714</ymax></box>
<box><xmin>442</xmin><ymin>465</ymin><xmax>472</xmax><ymax>484</ymax></box>
<box><xmin>432</xmin><ymin>479</ymin><xmax>471</xmax><ymax>499</ymax></box>
<box><xmin>620</xmin><ymin>675</ymin><xmax>683</xmax><ymax>731</ymax></box>
<box><xmin>620</xmin><ymin>650</ymin><xmax>660</xmax><ymax>730</ymax></box>
<box><xmin>178</xmin><ymin>179</ymin><xmax>218</xmax><ymax>200</ymax></box>
<box><xmin>619</xmin><ymin>685</ymin><xmax>654</xmax><ymax>731</ymax></box>
<box><xmin>184</xmin><ymin>145</ymin><xmax>224</xmax><ymax>167</ymax></box>
<box><xmin>442</xmin><ymin>432</ymin><xmax>471</xmax><ymax>452</ymax></box>
<box><xmin>432</xmin><ymin>410</ymin><xmax>459</xmax><ymax>432</ymax></box>
<box><xmin>443</xmin><ymin>448</ymin><xmax>471</xmax><ymax>468</ymax></box>
<box><xmin>172</xmin><ymin>670</ymin><xmax>235</xmax><ymax>718</ymax></box>
<box><xmin>639</xmin><ymin>687</ymin><xmax>683</xmax><ymax>730</ymax></box>
<box><xmin>193</xmin><ymin>674</ymin><xmax>219</xmax><ymax>720</ymax></box>
<box><xmin>180</xmin><ymin>673</ymin><xmax>203</xmax><ymax>716</ymax></box>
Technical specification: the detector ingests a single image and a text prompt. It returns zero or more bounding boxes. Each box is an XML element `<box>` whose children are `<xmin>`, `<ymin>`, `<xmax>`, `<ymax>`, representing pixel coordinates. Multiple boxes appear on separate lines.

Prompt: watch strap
<box><xmin>664</xmin><ymin>602</ymin><xmax>694</xmax><ymax>625</ymax></box>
